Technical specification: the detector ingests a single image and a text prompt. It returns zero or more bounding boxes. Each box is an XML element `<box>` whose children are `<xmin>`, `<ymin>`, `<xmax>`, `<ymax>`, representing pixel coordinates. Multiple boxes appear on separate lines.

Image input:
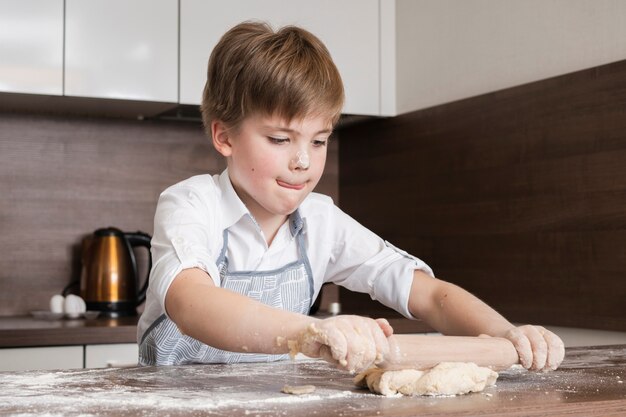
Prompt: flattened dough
<box><xmin>281</xmin><ymin>384</ymin><xmax>316</xmax><ymax>395</ymax></box>
<box><xmin>354</xmin><ymin>362</ymin><xmax>498</xmax><ymax>396</ymax></box>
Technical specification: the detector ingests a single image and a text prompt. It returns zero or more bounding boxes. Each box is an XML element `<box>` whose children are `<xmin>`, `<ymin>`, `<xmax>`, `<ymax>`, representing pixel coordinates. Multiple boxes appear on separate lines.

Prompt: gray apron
<box><xmin>139</xmin><ymin>212</ymin><xmax>314</xmax><ymax>366</ymax></box>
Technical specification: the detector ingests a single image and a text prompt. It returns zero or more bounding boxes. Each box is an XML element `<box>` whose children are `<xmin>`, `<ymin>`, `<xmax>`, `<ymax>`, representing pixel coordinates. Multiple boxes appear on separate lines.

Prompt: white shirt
<box><xmin>138</xmin><ymin>169</ymin><xmax>434</xmax><ymax>341</ymax></box>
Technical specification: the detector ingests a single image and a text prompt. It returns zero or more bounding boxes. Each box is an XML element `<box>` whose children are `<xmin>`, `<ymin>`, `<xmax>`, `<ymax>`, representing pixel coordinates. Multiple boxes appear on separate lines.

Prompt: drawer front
<box><xmin>0</xmin><ymin>346</ymin><xmax>83</xmax><ymax>371</ymax></box>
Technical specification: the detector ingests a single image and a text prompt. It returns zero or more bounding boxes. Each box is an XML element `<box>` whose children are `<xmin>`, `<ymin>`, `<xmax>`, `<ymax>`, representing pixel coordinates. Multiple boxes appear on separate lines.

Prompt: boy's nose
<box><xmin>291</xmin><ymin>150</ymin><xmax>310</xmax><ymax>170</ymax></box>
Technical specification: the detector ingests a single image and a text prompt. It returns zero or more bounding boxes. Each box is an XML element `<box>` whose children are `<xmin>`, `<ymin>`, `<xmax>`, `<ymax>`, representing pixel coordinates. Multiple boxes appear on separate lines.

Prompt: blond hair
<box><xmin>201</xmin><ymin>21</ymin><xmax>344</xmax><ymax>133</ymax></box>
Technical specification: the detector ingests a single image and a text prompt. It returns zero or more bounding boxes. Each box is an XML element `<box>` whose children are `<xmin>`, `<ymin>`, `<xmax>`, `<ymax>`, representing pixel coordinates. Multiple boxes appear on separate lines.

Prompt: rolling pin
<box><xmin>379</xmin><ymin>334</ymin><xmax>520</xmax><ymax>370</ymax></box>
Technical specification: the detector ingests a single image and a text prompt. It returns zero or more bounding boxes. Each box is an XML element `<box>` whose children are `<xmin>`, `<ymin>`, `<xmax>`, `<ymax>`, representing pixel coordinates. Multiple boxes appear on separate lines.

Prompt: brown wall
<box><xmin>337</xmin><ymin>60</ymin><xmax>626</xmax><ymax>331</ymax></box>
<box><xmin>0</xmin><ymin>112</ymin><xmax>338</xmax><ymax>316</ymax></box>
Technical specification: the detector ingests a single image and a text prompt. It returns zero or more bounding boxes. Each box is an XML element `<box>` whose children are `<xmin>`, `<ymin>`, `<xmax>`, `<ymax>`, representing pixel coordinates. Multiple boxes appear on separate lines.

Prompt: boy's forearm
<box><xmin>408</xmin><ymin>270</ymin><xmax>515</xmax><ymax>337</ymax></box>
<box><xmin>408</xmin><ymin>270</ymin><xmax>565</xmax><ymax>371</ymax></box>
<box><xmin>165</xmin><ymin>268</ymin><xmax>317</xmax><ymax>355</ymax></box>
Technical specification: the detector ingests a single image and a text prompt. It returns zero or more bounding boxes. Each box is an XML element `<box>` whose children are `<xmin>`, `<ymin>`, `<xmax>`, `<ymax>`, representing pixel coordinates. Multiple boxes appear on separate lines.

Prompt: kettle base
<box><xmin>86</xmin><ymin>301</ymin><xmax>137</xmax><ymax>317</ymax></box>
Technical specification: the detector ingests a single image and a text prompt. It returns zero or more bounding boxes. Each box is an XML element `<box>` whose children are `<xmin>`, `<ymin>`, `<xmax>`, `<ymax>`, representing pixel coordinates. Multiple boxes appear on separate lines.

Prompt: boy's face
<box><xmin>217</xmin><ymin>113</ymin><xmax>332</xmax><ymax>226</ymax></box>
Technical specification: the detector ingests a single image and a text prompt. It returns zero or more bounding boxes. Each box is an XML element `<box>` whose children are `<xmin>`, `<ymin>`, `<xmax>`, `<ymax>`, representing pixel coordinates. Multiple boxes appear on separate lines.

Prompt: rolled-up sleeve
<box><xmin>324</xmin><ymin>207</ymin><xmax>433</xmax><ymax>319</ymax></box>
<box><xmin>150</xmin><ymin>184</ymin><xmax>221</xmax><ymax>315</ymax></box>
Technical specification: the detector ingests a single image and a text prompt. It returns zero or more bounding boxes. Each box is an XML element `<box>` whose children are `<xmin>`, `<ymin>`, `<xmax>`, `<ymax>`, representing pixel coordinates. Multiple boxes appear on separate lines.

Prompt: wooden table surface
<box><xmin>1</xmin><ymin>345</ymin><xmax>625</xmax><ymax>416</ymax></box>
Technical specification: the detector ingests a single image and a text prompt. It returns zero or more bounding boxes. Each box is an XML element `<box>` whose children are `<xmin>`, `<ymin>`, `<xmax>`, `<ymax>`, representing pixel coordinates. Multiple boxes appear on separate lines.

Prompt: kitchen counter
<box><xmin>0</xmin><ymin>315</ymin><xmax>139</xmax><ymax>347</ymax></box>
<box><xmin>0</xmin><ymin>315</ymin><xmax>429</xmax><ymax>348</ymax></box>
<box><xmin>1</xmin><ymin>345</ymin><xmax>625</xmax><ymax>416</ymax></box>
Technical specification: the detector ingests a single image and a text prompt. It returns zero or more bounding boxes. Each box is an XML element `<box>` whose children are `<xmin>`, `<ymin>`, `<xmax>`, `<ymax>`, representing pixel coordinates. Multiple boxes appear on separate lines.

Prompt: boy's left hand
<box><xmin>499</xmin><ymin>325</ymin><xmax>565</xmax><ymax>371</ymax></box>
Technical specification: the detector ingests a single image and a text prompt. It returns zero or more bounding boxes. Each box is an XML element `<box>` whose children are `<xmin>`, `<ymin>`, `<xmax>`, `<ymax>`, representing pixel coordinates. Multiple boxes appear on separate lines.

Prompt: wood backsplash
<box><xmin>337</xmin><ymin>60</ymin><xmax>626</xmax><ymax>331</ymax></box>
<box><xmin>0</xmin><ymin>112</ymin><xmax>338</xmax><ymax>316</ymax></box>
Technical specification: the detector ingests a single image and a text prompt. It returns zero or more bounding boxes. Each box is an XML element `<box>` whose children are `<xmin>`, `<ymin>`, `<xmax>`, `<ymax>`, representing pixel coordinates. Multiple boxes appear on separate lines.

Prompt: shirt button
<box><xmin>174</xmin><ymin>237</ymin><xmax>184</xmax><ymax>244</ymax></box>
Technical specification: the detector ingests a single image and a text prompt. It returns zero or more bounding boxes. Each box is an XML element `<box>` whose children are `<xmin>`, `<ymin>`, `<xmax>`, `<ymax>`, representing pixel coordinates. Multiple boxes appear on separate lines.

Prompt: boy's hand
<box><xmin>500</xmin><ymin>325</ymin><xmax>565</xmax><ymax>371</ymax></box>
<box><xmin>295</xmin><ymin>315</ymin><xmax>393</xmax><ymax>373</ymax></box>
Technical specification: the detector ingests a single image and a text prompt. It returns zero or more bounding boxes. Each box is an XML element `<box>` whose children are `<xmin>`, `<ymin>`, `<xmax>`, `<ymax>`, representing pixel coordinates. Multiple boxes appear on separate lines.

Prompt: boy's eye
<box><xmin>268</xmin><ymin>136</ymin><xmax>289</xmax><ymax>144</ymax></box>
<box><xmin>313</xmin><ymin>139</ymin><xmax>328</xmax><ymax>147</ymax></box>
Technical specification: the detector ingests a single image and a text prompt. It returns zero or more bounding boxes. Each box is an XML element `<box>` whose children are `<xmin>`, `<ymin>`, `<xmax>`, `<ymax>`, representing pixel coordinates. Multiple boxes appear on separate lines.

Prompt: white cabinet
<box><xmin>0</xmin><ymin>0</ymin><xmax>412</xmax><ymax>116</ymax></box>
<box><xmin>0</xmin><ymin>344</ymin><xmax>138</xmax><ymax>371</ymax></box>
<box><xmin>180</xmin><ymin>0</ymin><xmax>381</xmax><ymax>115</ymax></box>
<box><xmin>0</xmin><ymin>346</ymin><xmax>83</xmax><ymax>372</ymax></box>
<box><xmin>7</xmin><ymin>1</ymin><xmax>626</xmax><ymax>118</ymax></box>
<box><xmin>0</xmin><ymin>0</ymin><xmax>63</xmax><ymax>95</ymax></box>
<box><xmin>85</xmin><ymin>343</ymin><xmax>138</xmax><ymax>368</ymax></box>
<box><xmin>65</xmin><ymin>0</ymin><xmax>178</xmax><ymax>102</ymax></box>
<box><xmin>183</xmin><ymin>0</ymin><xmax>626</xmax><ymax>117</ymax></box>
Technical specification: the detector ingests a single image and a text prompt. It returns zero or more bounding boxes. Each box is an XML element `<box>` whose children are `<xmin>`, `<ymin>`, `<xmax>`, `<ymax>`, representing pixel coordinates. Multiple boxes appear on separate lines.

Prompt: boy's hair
<box><xmin>201</xmin><ymin>21</ymin><xmax>344</xmax><ymax>133</ymax></box>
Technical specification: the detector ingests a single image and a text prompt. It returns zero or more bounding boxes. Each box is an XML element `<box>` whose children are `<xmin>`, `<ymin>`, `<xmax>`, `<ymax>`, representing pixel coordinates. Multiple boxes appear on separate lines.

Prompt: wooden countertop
<box><xmin>0</xmin><ymin>315</ymin><xmax>429</xmax><ymax>348</ymax></box>
<box><xmin>1</xmin><ymin>345</ymin><xmax>625</xmax><ymax>416</ymax></box>
<box><xmin>0</xmin><ymin>315</ymin><xmax>139</xmax><ymax>347</ymax></box>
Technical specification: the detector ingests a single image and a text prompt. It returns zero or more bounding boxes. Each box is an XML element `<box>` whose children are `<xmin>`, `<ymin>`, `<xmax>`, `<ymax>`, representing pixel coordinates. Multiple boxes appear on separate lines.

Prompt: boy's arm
<box><xmin>408</xmin><ymin>270</ymin><xmax>565</xmax><ymax>371</ymax></box>
<box><xmin>165</xmin><ymin>268</ymin><xmax>391</xmax><ymax>372</ymax></box>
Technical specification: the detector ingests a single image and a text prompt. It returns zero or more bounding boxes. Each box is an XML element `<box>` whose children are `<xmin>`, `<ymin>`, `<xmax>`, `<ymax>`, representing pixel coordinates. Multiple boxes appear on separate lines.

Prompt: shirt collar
<box><xmin>289</xmin><ymin>209</ymin><xmax>305</xmax><ymax>237</ymax></box>
<box><xmin>218</xmin><ymin>169</ymin><xmax>250</xmax><ymax>229</ymax></box>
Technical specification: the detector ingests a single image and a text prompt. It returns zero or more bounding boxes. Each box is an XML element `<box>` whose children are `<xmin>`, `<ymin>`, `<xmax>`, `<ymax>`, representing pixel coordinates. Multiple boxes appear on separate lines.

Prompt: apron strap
<box><xmin>291</xmin><ymin>211</ymin><xmax>315</xmax><ymax>307</ymax></box>
<box><xmin>215</xmin><ymin>228</ymin><xmax>229</xmax><ymax>270</ymax></box>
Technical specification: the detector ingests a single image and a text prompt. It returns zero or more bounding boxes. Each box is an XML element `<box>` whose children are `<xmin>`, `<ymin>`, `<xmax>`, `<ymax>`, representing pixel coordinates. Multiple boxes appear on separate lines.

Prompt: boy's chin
<box><xmin>275</xmin><ymin>201</ymin><xmax>303</xmax><ymax>216</ymax></box>
<box><xmin>277</xmin><ymin>206</ymin><xmax>299</xmax><ymax>216</ymax></box>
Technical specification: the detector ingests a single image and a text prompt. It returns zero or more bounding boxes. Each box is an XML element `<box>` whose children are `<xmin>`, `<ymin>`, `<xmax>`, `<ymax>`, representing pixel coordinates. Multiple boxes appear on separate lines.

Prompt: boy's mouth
<box><xmin>276</xmin><ymin>179</ymin><xmax>306</xmax><ymax>190</ymax></box>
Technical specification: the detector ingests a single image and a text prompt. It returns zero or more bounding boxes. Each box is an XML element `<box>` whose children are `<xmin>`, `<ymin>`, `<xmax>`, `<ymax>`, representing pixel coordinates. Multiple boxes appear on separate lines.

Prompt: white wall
<box><xmin>396</xmin><ymin>0</ymin><xmax>626</xmax><ymax>114</ymax></box>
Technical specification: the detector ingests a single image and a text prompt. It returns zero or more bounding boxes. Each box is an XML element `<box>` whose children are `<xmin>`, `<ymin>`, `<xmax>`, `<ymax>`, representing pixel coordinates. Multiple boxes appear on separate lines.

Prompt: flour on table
<box><xmin>354</xmin><ymin>362</ymin><xmax>498</xmax><ymax>396</ymax></box>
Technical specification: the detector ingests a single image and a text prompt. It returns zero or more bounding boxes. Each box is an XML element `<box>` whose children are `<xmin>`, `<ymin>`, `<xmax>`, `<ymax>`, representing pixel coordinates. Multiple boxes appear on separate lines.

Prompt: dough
<box><xmin>281</xmin><ymin>385</ymin><xmax>316</xmax><ymax>395</ymax></box>
<box><xmin>354</xmin><ymin>362</ymin><xmax>498</xmax><ymax>397</ymax></box>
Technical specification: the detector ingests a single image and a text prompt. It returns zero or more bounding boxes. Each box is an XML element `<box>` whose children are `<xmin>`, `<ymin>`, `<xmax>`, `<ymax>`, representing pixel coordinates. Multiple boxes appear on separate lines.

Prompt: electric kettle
<box><xmin>80</xmin><ymin>227</ymin><xmax>152</xmax><ymax>317</ymax></box>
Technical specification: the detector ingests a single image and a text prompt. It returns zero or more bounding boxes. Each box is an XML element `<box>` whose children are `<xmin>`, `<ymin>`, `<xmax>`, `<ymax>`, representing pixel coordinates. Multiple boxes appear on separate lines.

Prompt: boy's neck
<box><xmin>251</xmin><ymin>212</ymin><xmax>289</xmax><ymax>247</ymax></box>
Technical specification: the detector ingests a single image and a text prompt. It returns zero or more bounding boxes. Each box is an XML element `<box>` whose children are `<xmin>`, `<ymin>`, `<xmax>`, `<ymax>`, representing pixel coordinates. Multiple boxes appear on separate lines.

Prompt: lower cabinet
<box><xmin>0</xmin><ymin>346</ymin><xmax>83</xmax><ymax>371</ymax></box>
<box><xmin>0</xmin><ymin>343</ymin><xmax>138</xmax><ymax>371</ymax></box>
<box><xmin>85</xmin><ymin>343</ymin><xmax>138</xmax><ymax>368</ymax></box>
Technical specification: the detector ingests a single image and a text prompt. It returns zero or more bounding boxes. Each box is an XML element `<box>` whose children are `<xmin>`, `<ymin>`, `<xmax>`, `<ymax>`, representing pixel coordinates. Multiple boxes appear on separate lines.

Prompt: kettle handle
<box><xmin>125</xmin><ymin>231</ymin><xmax>152</xmax><ymax>306</ymax></box>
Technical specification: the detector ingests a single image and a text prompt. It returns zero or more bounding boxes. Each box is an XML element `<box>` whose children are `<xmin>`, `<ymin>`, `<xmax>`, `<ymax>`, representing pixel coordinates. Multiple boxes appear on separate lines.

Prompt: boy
<box><xmin>138</xmin><ymin>21</ymin><xmax>564</xmax><ymax>372</ymax></box>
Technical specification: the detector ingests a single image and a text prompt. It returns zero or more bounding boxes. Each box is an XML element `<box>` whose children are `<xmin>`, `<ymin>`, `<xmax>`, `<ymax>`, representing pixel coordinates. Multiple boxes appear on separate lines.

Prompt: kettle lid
<box><xmin>94</xmin><ymin>227</ymin><xmax>124</xmax><ymax>237</ymax></box>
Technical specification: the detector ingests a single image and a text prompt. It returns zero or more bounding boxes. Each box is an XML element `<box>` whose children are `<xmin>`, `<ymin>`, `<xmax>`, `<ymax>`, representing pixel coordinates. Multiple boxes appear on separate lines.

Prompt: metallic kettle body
<box><xmin>80</xmin><ymin>227</ymin><xmax>151</xmax><ymax>317</ymax></box>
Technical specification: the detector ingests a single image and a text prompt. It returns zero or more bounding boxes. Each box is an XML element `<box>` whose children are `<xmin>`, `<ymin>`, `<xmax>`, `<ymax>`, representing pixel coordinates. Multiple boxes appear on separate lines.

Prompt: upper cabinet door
<box><xmin>65</xmin><ymin>0</ymin><xmax>178</xmax><ymax>102</ymax></box>
<box><xmin>180</xmin><ymin>0</ymin><xmax>380</xmax><ymax>115</ymax></box>
<box><xmin>0</xmin><ymin>0</ymin><xmax>63</xmax><ymax>95</ymax></box>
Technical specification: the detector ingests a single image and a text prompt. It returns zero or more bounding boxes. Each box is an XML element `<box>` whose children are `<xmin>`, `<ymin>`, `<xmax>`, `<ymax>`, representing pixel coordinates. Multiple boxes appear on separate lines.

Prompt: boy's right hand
<box><xmin>295</xmin><ymin>315</ymin><xmax>393</xmax><ymax>373</ymax></box>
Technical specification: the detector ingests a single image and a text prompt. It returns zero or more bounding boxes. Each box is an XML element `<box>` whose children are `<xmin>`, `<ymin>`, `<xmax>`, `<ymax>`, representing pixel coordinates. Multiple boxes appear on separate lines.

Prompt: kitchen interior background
<box><xmin>1</xmin><ymin>0</ymin><xmax>626</xmax><ymax>345</ymax></box>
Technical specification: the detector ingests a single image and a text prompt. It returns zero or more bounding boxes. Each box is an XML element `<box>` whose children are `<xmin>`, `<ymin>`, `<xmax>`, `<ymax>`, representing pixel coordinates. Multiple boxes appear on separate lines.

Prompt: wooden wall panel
<box><xmin>0</xmin><ymin>112</ymin><xmax>338</xmax><ymax>316</ymax></box>
<box><xmin>337</xmin><ymin>60</ymin><xmax>626</xmax><ymax>331</ymax></box>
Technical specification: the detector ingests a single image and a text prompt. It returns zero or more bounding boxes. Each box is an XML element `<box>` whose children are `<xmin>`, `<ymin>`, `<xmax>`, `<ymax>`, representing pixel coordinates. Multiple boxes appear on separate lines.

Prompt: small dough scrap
<box><xmin>354</xmin><ymin>362</ymin><xmax>498</xmax><ymax>397</ymax></box>
<box><xmin>281</xmin><ymin>384</ymin><xmax>316</xmax><ymax>395</ymax></box>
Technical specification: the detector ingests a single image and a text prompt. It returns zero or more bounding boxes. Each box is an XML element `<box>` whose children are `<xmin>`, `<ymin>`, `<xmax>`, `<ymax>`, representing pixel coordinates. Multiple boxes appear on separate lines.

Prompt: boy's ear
<box><xmin>211</xmin><ymin>120</ymin><xmax>233</xmax><ymax>157</ymax></box>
